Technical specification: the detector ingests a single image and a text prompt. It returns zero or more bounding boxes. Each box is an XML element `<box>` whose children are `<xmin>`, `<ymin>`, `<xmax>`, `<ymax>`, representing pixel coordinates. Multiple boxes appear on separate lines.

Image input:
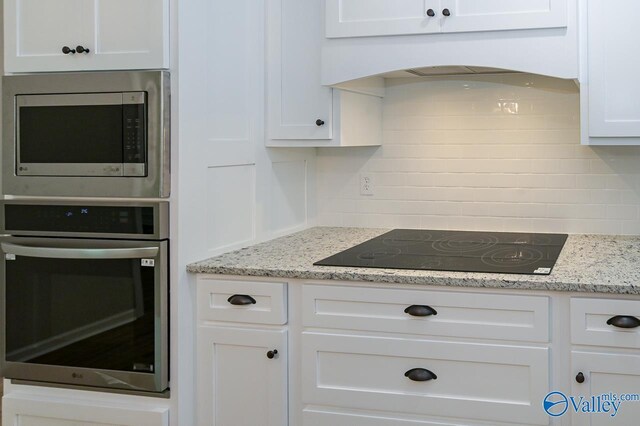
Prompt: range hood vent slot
<box><xmin>387</xmin><ymin>66</ymin><xmax>521</xmax><ymax>78</ymax></box>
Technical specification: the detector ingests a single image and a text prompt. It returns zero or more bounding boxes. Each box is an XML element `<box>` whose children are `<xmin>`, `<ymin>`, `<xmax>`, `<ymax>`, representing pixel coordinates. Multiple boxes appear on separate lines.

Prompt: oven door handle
<box><xmin>1</xmin><ymin>243</ymin><xmax>158</xmax><ymax>260</ymax></box>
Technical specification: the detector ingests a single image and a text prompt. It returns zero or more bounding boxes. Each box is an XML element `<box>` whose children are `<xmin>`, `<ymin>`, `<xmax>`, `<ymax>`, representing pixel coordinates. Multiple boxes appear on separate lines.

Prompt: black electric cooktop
<box><xmin>314</xmin><ymin>229</ymin><xmax>568</xmax><ymax>275</ymax></box>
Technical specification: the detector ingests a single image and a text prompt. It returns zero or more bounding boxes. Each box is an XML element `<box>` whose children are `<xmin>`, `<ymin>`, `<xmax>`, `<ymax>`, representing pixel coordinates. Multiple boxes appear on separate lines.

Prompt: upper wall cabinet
<box><xmin>327</xmin><ymin>0</ymin><xmax>567</xmax><ymax>38</ymax></box>
<box><xmin>322</xmin><ymin>0</ymin><xmax>578</xmax><ymax>85</ymax></box>
<box><xmin>267</xmin><ymin>0</ymin><xmax>333</xmax><ymax>140</ymax></box>
<box><xmin>4</xmin><ymin>0</ymin><xmax>169</xmax><ymax>73</ymax></box>
<box><xmin>267</xmin><ymin>0</ymin><xmax>382</xmax><ymax>147</ymax></box>
<box><xmin>581</xmin><ymin>0</ymin><xmax>640</xmax><ymax>145</ymax></box>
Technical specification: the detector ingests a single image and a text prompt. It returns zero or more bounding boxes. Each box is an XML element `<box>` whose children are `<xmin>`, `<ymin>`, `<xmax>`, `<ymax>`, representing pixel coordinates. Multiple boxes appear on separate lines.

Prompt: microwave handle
<box><xmin>1</xmin><ymin>243</ymin><xmax>158</xmax><ymax>260</ymax></box>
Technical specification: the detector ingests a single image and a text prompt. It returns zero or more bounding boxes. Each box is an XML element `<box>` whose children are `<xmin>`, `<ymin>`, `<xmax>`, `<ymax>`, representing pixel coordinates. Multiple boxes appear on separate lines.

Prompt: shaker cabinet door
<box><xmin>4</xmin><ymin>0</ymin><xmax>93</xmax><ymax>72</ymax></box>
<box><xmin>439</xmin><ymin>0</ymin><xmax>567</xmax><ymax>33</ymax></box>
<box><xmin>197</xmin><ymin>326</ymin><xmax>288</xmax><ymax>426</ymax></box>
<box><xmin>325</xmin><ymin>0</ymin><xmax>566</xmax><ymax>38</ymax></box>
<box><xmin>267</xmin><ymin>0</ymin><xmax>333</xmax><ymax>140</ymax></box>
<box><xmin>587</xmin><ymin>0</ymin><xmax>640</xmax><ymax>137</ymax></box>
<box><xmin>571</xmin><ymin>351</ymin><xmax>640</xmax><ymax>425</ymax></box>
<box><xmin>325</xmin><ymin>0</ymin><xmax>441</xmax><ymax>38</ymax></box>
<box><xmin>4</xmin><ymin>0</ymin><xmax>168</xmax><ymax>72</ymax></box>
<box><xmin>2</xmin><ymin>394</ymin><xmax>169</xmax><ymax>426</ymax></box>
<box><xmin>90</xmin><ymin>0</ymin><xmax>169</xmax><ymax>71</ymax></box>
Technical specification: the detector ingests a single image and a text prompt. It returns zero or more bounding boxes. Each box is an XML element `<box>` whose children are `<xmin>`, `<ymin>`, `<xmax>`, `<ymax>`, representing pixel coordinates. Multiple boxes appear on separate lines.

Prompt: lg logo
<box><xmin>71</xmin><ymin>372</ymin><xmax>84</xmax><ymax>379</ymax></box>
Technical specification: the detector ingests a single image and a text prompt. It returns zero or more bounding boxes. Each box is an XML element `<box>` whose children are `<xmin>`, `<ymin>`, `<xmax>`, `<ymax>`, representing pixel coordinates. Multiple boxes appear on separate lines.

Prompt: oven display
<box><xmin>4</xmin><ymin>205</ymin><xmax>154</xmax><ymax>235</ymax></box>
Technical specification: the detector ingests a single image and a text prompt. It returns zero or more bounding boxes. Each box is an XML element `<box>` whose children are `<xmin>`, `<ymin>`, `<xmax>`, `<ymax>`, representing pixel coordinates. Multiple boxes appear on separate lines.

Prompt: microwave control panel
<box><xmin>123</xmin><ymin>92</ymin><xmax>147</xmax><ymax>177</ymax></box>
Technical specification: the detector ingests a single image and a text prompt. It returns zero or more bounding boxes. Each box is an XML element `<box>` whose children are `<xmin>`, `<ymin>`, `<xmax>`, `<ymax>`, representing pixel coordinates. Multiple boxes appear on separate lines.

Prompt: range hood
<box><xmin>321</xmin><ymin>3</ymin><xmax>578</xmax><ymax>86</ymax></box>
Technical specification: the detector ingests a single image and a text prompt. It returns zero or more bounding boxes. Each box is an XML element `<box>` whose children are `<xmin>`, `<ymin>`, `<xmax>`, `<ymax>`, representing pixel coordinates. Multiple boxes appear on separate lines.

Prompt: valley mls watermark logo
<box><xmin>543</xmin><ymin>391</ymin><xmax>640</xmax><ymax>418</ymax></box>
<box><xmin>543</xmin><ymin>392</ymin><xmax>569</xmax><ymax>417</ymax></box>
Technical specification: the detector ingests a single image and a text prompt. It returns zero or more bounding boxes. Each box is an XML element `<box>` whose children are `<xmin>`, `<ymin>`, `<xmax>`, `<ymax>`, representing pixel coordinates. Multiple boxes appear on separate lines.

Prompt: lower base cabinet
<box><xmin>571</xmin><ymin>351</ymin><xmax>640</xmax><ymax>425</ymax></box>
<box><xmin>195</xmin><ymin>275</ymin><xmax>640</xmax><ymax>426</ymax></box>
<box><xmin>2</xmin><ymin>394</ymin><xmax>169</xmax><ymax>426</ymax></box>
<box><xmin>196</xmin><ymin>326</ymin><xmax>288</xmax><ymax>426</ymax></box>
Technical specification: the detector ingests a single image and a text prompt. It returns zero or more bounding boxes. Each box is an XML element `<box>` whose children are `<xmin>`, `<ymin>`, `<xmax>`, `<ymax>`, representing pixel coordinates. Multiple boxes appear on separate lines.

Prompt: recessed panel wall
<box><xmin>206</xmin><ymin>164</ymin><xmax>255</xmax><ymax>252</ymax></box>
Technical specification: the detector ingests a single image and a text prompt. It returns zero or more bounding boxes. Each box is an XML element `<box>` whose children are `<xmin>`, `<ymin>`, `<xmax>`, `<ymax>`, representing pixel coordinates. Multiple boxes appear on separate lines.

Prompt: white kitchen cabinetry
<box><xmin>196</xmin><ymin>277</ymin><xmax>288</xmax><ymax>426</ymax></box>
<box><xmin>581</xmin><ymin>0</ymin><xmax>640</xmax><ymax>145</ymax></box>
<box><xmin>571</xmin><ymin>352</ymin><xmax>640</xmax><ymax>425</ymax></box>
<box><xmin>303</xmin><ymin>284</ymin><xmax>550</xmax><ymax>342</ymax></box>
<box><xmin>4</xmin><ymin>0</ymin><xmax>169</xmax><ymax>73</ymax></box>
<box><xmin>267</xmin><ymin>0</ymin><xmax>382</xmax><ymax>147</ymax></box>
<box><xmin>322</xmin><ymin>1</ymin><xmax>578</xmax><ymax>85</ymax></box>
<box><xmin>303</xmin><ymin>332</ymin><xmax>549</xmax><ymax>425</ymax></box>
<box><xmin>196</xmin><ymin>275</ymin><xmax>640</xmax><ymax>425</ymax></box>
<box><xmin>571</xmin><ymin>297</ymin><xmax>640</xmax><ymax>424</ymax></box>
<box><xmin>301</xmin><ymin>284</ymin><xmax>551</xmax><ymax>425</ymax></box>
<box><xmin>570</xmin><ymin>298</ymin><xmax>640</xmax><ymax>348</ymax></box>
<box><xmin>197</xmin><ymin>326</ymin><xmax>288</xmax><ymax>426</ymax></box>
<box><xmin>327</xmin><ymin>0</ymin><xmax>567</xmax><ymax>38</ymax></box>
<box><xmin>2</xmin><ymin>393</ymin><xmax>169</xmax><ymax>426</ymax></box>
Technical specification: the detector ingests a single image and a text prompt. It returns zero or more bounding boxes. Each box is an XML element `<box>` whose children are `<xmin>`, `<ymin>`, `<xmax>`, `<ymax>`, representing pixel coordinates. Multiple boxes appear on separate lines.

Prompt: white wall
<box><xmin>317</xmin><ymin>74</ymin><xmax>640</xmax><ymax>234</ymax></box>
<box><xmin>176</xmin><ymin>0</ymin><xmax>315</xmax><ymax>422</ymax></box>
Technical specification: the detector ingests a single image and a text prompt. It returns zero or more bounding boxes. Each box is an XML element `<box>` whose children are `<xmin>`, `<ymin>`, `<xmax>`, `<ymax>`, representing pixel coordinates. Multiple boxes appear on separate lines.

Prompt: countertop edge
<box><xmin>186</xmin><ymin>265</ymin><xmax>640</xmax><ymax>295</ymax></box>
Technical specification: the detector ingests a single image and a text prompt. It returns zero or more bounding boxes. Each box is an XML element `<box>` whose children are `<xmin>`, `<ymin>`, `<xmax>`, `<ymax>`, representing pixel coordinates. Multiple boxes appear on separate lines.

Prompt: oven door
<box><xmin>0</xmin><ymin>237</ymin><xmax>168</xmax><ymax>393</ymax></box>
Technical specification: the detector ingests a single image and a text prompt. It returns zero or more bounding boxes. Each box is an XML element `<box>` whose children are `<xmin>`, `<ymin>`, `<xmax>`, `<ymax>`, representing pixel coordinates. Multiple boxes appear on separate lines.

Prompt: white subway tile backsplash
<box><xmin>576</xmin><ymin>175</ymin><xmax>609</xmax><ymax>189</ymax></box>
<box><xmin>316</xmin><ymin>74</ymin><xmax>640</xmax><ymax>234</ymax></box>
<box><xmin>606</xmin><ymin>205</ymin><xmax>639</xmax><ymax>220</ymax></box>
<box><xmin>530</xmin><ymin>189</ymin><xmax>591</xmax><ymax>204</ymax></box>
<box><xmin>621</xmin><ymin>190</ymin><xmax>640</xmax><ymax>204</ymax></box>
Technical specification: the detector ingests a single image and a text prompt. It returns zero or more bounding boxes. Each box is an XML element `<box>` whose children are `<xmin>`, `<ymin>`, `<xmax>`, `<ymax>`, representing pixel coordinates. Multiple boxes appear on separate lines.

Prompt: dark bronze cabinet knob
<box><xmin>266</xmin><ymin>349</ymin><xmax>278</xmax><ymax>359</ymax></box>
<box><xmin>426</xmin><ymin>9</ymin><xmax>435</xmax><ymax>17</ymax></box>
<box><xmin>62</xmin><ymin>46</ymin><xmax>76</xmax><ymax>54</ymax></box>
<box><xmin>442</xmin><ymin>8</ymin><xmax>451</xmax><ymax>16</ymax></box>
<box><xmin>576</xmin><ymin>372</ymin><xmax>585</xmax><ymax>383</ymax></box>
<box><xmin>76</xmin><ymin>45</ymin><xmax>90</xmax><ymax>54</ymax></box>
<box><xmin>316</xmin><ymin>119</ymin><xmax>325</xmax><ymax>126</ymax></box>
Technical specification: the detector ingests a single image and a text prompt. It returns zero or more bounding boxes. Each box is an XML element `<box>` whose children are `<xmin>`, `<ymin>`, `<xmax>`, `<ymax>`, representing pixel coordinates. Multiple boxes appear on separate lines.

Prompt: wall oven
<box><xmin>0</xmin><ymin>200</ymin><xmax>169</xmax><ymax>394</ymax></box>
<box><xmin>2</xmin><ymin>71</ymin><xmax>170</xmax><ymax>198</ymax></box>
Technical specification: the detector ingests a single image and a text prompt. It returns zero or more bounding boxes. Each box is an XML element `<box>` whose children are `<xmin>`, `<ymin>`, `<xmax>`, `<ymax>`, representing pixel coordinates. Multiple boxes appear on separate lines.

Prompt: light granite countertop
<box><xmin>187</xmin><ymin>227</ymin><xmax>640</xmax><ymax>295</ymax></box>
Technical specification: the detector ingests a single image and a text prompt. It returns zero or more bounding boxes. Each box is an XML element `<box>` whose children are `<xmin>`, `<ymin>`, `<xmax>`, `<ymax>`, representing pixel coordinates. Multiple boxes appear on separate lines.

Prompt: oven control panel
<box><xmin>2</xmin><ymin>204</ymin><xmax>161</xmax><ymax>237</ymax></box>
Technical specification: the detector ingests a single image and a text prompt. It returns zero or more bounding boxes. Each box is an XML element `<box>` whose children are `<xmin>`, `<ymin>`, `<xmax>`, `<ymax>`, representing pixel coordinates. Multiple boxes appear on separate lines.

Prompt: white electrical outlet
<box><xmin>360</xmin><ymin>173</ymin><xmax>374</xmax><ymax>196</ymax></box>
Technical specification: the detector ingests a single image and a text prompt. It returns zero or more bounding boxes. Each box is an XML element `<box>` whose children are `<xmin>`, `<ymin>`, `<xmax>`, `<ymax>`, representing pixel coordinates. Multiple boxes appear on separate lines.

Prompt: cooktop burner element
<box><xmin>314</xmin><ymin>229</ymin><xmax>568</xmax><ymax>275</ymax></box>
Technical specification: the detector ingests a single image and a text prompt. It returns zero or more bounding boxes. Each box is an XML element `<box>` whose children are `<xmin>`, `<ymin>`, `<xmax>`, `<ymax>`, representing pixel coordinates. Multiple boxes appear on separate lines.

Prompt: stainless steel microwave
<box><xmin>2</xmin><ymin>71</ymin><xmax>170</xmax><ymax>198</ymax></box>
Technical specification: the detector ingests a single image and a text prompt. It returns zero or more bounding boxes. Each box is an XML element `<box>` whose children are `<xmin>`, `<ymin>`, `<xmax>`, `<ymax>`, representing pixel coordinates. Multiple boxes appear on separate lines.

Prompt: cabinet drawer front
<box><xmin>303</xmin><ymin>284</ymin><xmax>549</xmax><ymax>342</ymax></box>
<box><xmin>571</xmin><ymin>298</ymin><xmax>640</xmax><ymax>348</ymax></box>
<box><xmin>197</xmin><ymin>278</ymin><xmax>287</xmax><ymax>325</ymax></box>
<box><xmin>302</xmin><ymin>333</ymin><xmax>550</xmax><ymax>425</ymax></box>
<box><xmin>303</xmin><ymin>408</ymin><xmax>526</xmax><ymax>426</ymax></box>
<box><xmin>303</xmin><ymin>408</ymin><xmax>487</xmax><ymax>426</ymax></box>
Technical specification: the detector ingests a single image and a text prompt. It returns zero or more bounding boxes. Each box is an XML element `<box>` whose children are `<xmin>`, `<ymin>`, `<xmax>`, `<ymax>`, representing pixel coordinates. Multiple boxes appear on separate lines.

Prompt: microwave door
<box><xmin>16</xmin><ymin>93</ymin><xmax>125</xmax><ymax>177</ymax></box>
